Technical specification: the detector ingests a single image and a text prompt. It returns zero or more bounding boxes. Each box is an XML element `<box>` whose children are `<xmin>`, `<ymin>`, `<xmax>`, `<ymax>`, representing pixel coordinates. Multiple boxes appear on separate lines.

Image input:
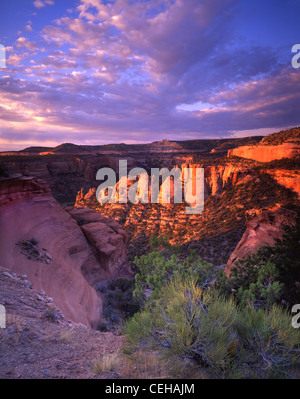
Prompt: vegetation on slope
<box><xmin>260</xmin><ymin>127</ymin><xmax>300</xmax><ymax>146</ymax></box>
<box><xmin>125</xmin><ymin>275</ymin><xmax>299</xmax><ymax>379</ymax></box>
<box><xmin>123</xmin><ymin>219</ymin><xmax>300</xmax><ymax>378</ymax></box>
<box><xmin>218</xmin><ymin>210</ymin><xmax>300</xmax><ymax>308</ymax></box>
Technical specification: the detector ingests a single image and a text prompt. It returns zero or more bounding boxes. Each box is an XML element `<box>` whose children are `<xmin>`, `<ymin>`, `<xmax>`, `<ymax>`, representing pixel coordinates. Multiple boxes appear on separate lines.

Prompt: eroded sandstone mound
<box><xmin>66</xmin><ymin>206</ymin><xmax>131</xmax><ymax>283</ymax></box>
<box><xmin>0</xmin><ymin>176</ymin><xmax>129</xmax><ymax>327</ymax></box>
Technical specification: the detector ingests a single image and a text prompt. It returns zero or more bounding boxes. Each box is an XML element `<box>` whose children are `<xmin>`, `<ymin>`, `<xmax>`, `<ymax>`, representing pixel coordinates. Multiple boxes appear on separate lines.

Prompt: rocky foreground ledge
<box><xmin>0</xmin><ymin>267</ymin><xmax>124</xmax><ymax>379</ymax></box>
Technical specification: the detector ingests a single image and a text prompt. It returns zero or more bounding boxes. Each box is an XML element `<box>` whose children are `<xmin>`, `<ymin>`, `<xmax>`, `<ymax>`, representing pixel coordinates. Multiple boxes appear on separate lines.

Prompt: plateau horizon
<box><xmin>96</xmin><ymin>160</ymin><xmax>204</xmax><ymax>215</ymax></box>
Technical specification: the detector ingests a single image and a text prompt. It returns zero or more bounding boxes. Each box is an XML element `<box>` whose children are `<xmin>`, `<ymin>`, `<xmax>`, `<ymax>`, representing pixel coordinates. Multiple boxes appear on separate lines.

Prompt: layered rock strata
<box><xmin>227</xmin><ymin>142</ymin><xmax>300</xmax><ymax>163</ymax></box>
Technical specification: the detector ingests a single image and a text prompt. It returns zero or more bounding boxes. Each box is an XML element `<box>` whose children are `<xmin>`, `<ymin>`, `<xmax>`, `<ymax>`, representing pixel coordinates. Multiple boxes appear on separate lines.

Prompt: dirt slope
<box><xmin>0</xmin><ymin>267</ymin><xmax>124</xmax><ymax>379</ymax></box>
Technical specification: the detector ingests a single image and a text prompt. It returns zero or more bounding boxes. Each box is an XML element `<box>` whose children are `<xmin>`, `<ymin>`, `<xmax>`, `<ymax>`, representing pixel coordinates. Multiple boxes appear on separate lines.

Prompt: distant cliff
<box><xmin>227</xmin><ymin>142</ymin><xmax>300</xmax><ymax>163</ymax></box>
<box><xmin>227</xmin><ymin>128</ymin><xmax>300</xmax><ymax>162</ymax></box>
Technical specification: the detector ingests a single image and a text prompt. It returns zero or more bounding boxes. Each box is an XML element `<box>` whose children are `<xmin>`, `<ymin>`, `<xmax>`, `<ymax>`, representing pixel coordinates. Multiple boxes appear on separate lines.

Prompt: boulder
<box><xmin>66</xmin><ymin>207</ymin><xmax>131</xmax><ymax>282</ymax></box>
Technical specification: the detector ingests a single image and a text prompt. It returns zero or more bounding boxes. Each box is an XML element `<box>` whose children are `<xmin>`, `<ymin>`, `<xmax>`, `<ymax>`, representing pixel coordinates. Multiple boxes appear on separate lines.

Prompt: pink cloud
<box><xmin>33</xmin><ymin>0</ymin><xmax>54</xmax><ymax>9</ymax></box>
<box><xmin>16</xmin><ymin>37</ymin><xmax>37</xmax><ymax>52</ymax></box>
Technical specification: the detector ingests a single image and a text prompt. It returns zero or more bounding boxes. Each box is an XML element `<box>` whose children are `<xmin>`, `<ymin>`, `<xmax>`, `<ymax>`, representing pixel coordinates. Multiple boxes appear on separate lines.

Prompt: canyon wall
<box><xmin>86</xmin><ymin>163</ymin><xmax>252</xmax><ymax>204</ymax></box>
<box><xmin>204</xmin><ymin>165</ymin><xmax>250</xmax><ymax>197</ymax></box>
<box><xmin>0</xmin><ymin>155</ymin><xmax>136</xmax><ymax>204</ymax></box>
<box><xmin>265</xmin><ymin>169</ymin><xmax>300</xmax><ymax>198</ymax></box>
<box><xmin>227</xmin><ymin>142</ymin><xmax>300</xmax><ymax>163</ymax></box>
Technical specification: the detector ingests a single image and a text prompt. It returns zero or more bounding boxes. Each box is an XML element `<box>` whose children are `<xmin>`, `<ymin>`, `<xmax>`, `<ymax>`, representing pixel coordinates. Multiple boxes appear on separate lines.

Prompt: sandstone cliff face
<box><xmin>0</xmin><ymin>176</ymin><xmax>129</xmax><ymax>327</ymax></box>
<box><xmin>87</xmin><ymin>163</ymin><xmax>251</xmax><ymax>205</ymax></box>
<box><xmin>265</xmin><ymin>169</ymin><xmax>300</xmax><ymax>198</ymax></box>
<box><xmin>227</xmin><ymin>142</ymin><xmax>300</xmax><ymax>163</ymax></box>
<box><xmin>225</xmin><ymin>206</ymin><xmax>296</xmax><ymax>275</ymax></box>
<box><xmin>204</xmin><ymin>165</ymin><xmax>250</xmax><ymax>197</ymax></box>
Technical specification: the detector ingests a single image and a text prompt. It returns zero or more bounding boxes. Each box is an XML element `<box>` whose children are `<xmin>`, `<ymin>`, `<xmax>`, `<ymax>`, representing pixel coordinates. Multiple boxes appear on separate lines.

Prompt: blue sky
<box><xmin>0</xmin><ymin>0</ymin><xmax>300</xmax><ymax>150</ymax></box>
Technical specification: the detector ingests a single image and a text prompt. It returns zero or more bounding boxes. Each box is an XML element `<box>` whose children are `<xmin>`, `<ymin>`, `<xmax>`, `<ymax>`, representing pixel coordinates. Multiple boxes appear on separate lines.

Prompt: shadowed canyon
<box><xmin>1</xmin><ymin>127</ymin><xmax>300</xmax><ymax>379</ymax></box>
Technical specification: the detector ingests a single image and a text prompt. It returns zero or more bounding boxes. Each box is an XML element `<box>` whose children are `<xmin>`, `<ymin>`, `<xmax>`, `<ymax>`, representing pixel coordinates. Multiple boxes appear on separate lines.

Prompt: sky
<box><xmin>0</xmin><ymin>0</ymin><xmax>300</xmax><ymax>151</ymax></box>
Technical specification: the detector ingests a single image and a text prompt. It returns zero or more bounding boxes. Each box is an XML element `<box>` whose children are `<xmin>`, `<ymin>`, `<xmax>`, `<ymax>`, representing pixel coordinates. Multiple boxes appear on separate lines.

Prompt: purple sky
<box><xmin>0</xmin><ymin>0</ymin><xmax>300</xmax><ymax>150</ymax></box>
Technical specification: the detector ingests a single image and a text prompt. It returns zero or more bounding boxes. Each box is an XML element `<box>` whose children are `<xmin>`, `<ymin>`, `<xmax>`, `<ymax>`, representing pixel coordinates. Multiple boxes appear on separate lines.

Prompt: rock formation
<box><xmin>227</xmin><ymin>142</ymin><xmax>300</xmax><ymax>163</ymax></box>
<box><xmin>225</xmin><ymin>206</ymin><xmax>296</xmax><ymax>275</ymax></box>
<box><xmin>86</xmin><ymin>163</ymin><xmax>251</xmax><ymax>205</ymax></box>
<box><xmin>204</xmin><ymin>165</ymin><xmax>250</xmax><ymax>197</ymax></box>
<box><xmin>265</xmin><ymin>169</ymin><xmax>300</xmax><ymax>198</ymax></box>
<box><xmin>0</xmin><ymin>176</ymin><xmax>129</xmax><ymax>327</ymax></box>
<box><xmin>66</xmin><ymin>206</ymin><xmax>131</xmax><ymax>283</ymax></box>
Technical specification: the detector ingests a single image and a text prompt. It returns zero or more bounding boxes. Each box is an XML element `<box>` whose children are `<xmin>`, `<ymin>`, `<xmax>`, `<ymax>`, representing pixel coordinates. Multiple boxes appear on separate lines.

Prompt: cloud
<box><xmin>40</xmin><ymin>55</ymin><xmax>78</xmax><ymax>69</ymax></box>
<box><xmin>16</xmin><ymin>37</ymin><xmax>37</xmax><ymax>52</ymax></box>
<box><xmin>25</xmin><ymin>24</ymin><xmax>33</xmax><ymax>32</ymax></box>
<box><xmin>33</xmin><ymin>0</ymin><xmax>54</xmax><ymax>9</ymax></box>
<box><xmin>1</xmin><ymin>0</ymin><xmax>300</xmax><ymax>150</ymax></box>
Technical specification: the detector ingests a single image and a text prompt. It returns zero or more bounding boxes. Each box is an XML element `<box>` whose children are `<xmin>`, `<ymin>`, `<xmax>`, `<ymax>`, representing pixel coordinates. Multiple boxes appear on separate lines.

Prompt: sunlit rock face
<box><xmin>227</xmin><ymin>142</ymin><xmax>300</xmax><ymax>163</ymax></box>
<box><xmin>265</xmin><ymin>169</ymin><xmax>300</xmax><ymax>198</ymax></box>
<box><xmin>0</xmin><ymin>176</ymin><xmax>130</xmax><ymax>327</ymax></box>
<box><xmin>225</xmin><ymin>206</ymin><xmax>297</xmax><ymax>275</ymax></box>
<box><xmin>82</xmin><ymin>163</ymin><xmax>248</xmax><ymax>206</ymax></box>
<box><xmin>204</xmin><ymin>165</ymin><xmax>248</xmax><ymax>198</ymax></box>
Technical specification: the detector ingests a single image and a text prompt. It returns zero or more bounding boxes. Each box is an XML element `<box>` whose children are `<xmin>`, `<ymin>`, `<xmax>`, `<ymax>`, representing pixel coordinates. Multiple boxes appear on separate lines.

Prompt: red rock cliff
<box><xmin>227</xmin><ymin>142</ymin><xmax>300</xmax><ymax>163</ymax></box>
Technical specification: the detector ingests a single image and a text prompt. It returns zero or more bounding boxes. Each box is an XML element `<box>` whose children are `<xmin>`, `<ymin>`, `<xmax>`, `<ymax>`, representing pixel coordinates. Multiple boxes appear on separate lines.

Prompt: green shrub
<box><xmin>218</xmin><ymin>210</ymin><xmax>300</xmax><ymax>308</ymax></box>
<box><xmin>150</xmin><ymin>277</ymin><xmax>238</xmax><ymax>373</ymax></box>
<box><xmin>124</xmin><ymin>275</ymin><xmax>300</xmax><ymax>378</ymax></box>
<box><xmin>133</xmin><ymin>236</ymin><xmax>215</xmax><ymax>304</ymax></box>
<box><xmin>233</xmin><ymin>305</ymin><xmax>300</xmax><ymax>377</ymax></box>
<box><xmin>234</xmin><ymin>259</ymin><xmax>283</xmax><ymax>308</ymax></box>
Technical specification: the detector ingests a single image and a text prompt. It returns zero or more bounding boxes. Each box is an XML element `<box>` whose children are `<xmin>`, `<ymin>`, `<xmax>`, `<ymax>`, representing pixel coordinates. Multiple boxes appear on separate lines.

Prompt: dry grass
<box><xmin>91</xmin><ymin>350</ymin><xmax>120</xmax><ymax>375</ymax></box>
<box><xmin>116</xmin><ymin>349</ymin><xmax>208</xmax><ymax>379</ymax></box>
<box><xmin>44</xmin><ymin>305</ymin><xmax>58</xmax><ymax>322</ymax></box>
<box><xmin>59</xmin><ymin>328</ymin><xmax>75</xmax><ymax>343</ymax></box>
<box><xmin>115</xmin><ymin>350</ymin><xmax>170</xmax><ymax>379</ymax></box>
